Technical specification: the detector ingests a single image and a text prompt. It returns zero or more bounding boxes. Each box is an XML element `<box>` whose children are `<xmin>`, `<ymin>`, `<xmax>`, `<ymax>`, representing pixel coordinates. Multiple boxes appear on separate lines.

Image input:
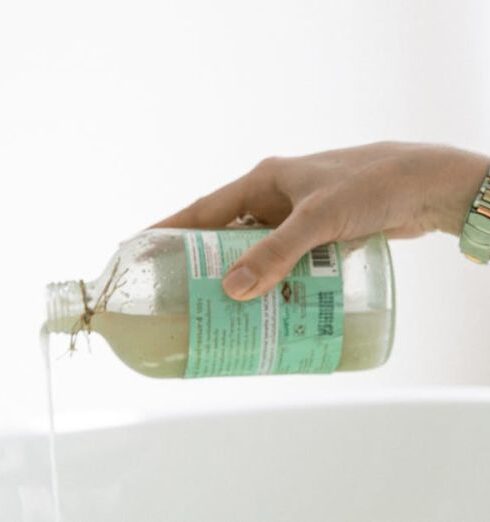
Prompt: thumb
<box><xmin>222</xmin><ymin>201</ymin><xmax>334</xmax><ymax>301</ymax></box>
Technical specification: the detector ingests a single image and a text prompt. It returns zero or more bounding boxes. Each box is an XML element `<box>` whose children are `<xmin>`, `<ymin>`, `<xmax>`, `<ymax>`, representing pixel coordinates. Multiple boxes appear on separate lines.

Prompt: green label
<box><xmin>184</xmin><ymin>229</ymin><xmax>343</xmax><ymax>377</ymax></box>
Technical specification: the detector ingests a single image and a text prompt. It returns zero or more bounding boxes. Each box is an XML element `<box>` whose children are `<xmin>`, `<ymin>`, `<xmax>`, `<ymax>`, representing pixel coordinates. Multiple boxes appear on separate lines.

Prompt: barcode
<box><xmin>311</xmin><ymin>245</ymin><xmax>333</xmax><ymax>267</ymax></box>
<box><xmin>310</xmin><ymin>244</ymin><xmax>338</xmax><ymax>276</ymax></box>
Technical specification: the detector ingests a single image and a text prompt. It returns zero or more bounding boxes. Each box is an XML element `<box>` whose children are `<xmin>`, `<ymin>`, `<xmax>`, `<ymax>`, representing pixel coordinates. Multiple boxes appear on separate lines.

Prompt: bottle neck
<box><xmin>45</xmin><ymin>280</ymin><xmax>96</xmax><ymax>334</ymax></box>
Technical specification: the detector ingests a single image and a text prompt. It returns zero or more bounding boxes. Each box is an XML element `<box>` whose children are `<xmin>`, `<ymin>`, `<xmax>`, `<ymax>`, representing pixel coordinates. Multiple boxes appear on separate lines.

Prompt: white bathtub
<box><xmin>2</xmin><ymin>386</ymin><xmax>490</xmax><ymax>522</ymax></box>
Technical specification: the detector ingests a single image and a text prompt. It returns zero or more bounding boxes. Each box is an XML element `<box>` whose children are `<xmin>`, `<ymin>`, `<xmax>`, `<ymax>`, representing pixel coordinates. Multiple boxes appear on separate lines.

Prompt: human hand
<box><xmin>153</xmin><ymin>142</ymin><xmax>489</xmax><ymax>301</ymax></box>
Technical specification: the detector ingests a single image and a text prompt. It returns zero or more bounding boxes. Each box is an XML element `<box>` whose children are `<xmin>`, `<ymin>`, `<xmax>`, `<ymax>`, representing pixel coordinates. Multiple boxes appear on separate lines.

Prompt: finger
<box><xmin>222</xmin><ymin>195</ymin><xmax>343</xmax><ymax>301</ymax></box>
<box><xmin>150</xmin><ymin>177</ymin><xmax>248</xmax><ymax>229</ymax></box>
<box><xmin>150</xmin><ymin>157</ymin><xmax>293</xmax><ymax>229</ymax></box>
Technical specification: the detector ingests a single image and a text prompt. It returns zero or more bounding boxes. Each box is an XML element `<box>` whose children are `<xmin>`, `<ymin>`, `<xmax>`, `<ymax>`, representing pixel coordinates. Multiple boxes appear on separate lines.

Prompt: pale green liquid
<box><xmin>49</xmin><ymin>309</ymin><xmax>391</xmax><ymax>377</ymax></box>
<box><xmin>40</xmin><ymin>326</ymin><xmax>63</xmax><ymax>522</ymax></box>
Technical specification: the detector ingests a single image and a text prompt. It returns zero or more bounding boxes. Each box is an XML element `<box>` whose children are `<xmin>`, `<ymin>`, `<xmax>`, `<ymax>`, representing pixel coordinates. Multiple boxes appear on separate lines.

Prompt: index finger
<box><xmin>150</xmin><ymin>177</ymin><xmax>248</xmax><ymax>229</ymax></box>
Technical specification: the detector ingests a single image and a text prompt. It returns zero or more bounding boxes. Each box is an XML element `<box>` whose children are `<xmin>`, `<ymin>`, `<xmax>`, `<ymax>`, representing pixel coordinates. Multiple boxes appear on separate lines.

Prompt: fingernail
<box><xmin>222</xmin><ymin>266</ymin><xmax>258</xmax><ymax>298</ymax></box>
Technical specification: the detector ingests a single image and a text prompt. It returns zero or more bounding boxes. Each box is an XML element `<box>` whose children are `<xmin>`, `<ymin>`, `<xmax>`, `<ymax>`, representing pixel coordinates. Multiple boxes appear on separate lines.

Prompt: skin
<box><xmin>153</xmin><ymin>142</ymin><xmax>489</xmax><ymax>301</ymax></box>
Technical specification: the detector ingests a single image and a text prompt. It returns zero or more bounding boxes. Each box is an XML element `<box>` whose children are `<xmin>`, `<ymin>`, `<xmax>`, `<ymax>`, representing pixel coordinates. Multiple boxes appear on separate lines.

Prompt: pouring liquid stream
<box><xmin>40</xmin><ymin>324</ymin><xmax>62</xmax><ymax>522</ymax></box>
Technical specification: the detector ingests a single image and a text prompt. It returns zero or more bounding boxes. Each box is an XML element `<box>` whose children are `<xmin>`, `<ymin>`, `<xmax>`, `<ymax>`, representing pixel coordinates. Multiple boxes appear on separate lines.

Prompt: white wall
<box><xmin>1</xmin><ymin>0</ymin><xmax>489</xmax><ymax>431</ymax></box>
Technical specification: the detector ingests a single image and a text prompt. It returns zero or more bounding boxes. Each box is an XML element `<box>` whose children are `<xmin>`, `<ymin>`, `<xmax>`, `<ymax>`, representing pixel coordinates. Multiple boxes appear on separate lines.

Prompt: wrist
<box><xmin>459</xmin><ymin>168</ymin><xmax>490</xmax><ymax>263</ymax></box>
<box><xmin>427</xmin><ymin>147</ymin><xmax>490</xmax><ymax>236</ymax></box>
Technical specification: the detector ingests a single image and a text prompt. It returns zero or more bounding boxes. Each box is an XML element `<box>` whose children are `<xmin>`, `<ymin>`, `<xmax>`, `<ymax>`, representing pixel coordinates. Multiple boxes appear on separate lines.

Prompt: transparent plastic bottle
<box><xmin>45</xmin><ymin>229</ymin><xmax>395</xmax><ymax>377</ymax></box>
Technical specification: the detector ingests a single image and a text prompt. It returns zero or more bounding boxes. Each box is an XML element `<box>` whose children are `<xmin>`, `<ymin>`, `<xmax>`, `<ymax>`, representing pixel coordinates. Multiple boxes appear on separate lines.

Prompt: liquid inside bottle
<box><xmin>45</xmin><ymin>229</ymin><xmax>395</xmax><ymax>377</ymax></box>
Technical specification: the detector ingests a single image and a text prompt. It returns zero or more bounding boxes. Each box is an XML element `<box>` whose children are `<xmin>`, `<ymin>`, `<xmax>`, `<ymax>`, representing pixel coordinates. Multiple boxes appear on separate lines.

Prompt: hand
<box><xmin>153</xmin><ymin>142</ymin><xmax>489</xmax><ymax>301</ymax></box>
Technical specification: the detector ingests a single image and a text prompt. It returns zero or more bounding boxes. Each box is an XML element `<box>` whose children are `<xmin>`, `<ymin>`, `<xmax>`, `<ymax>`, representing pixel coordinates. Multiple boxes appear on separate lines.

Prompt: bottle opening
<box><xmin>46</xmin><ymin>281</ymin><xmax>84</xmax><ymax>334</ymax></box>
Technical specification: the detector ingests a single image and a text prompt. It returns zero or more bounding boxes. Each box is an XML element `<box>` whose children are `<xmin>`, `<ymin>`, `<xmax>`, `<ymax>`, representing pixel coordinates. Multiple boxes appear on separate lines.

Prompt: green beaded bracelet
<box><xmin>460</xmin><ymin>167</ymin><xmax>490</xmax><ymax>264</ymax></box>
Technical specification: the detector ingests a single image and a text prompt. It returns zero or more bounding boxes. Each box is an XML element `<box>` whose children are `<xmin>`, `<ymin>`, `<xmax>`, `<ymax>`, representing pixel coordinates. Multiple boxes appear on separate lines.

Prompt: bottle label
<box><xmin>183</xmin><ymin>229</ymin><xmax>343</xmax><ymax>377</ymax></box>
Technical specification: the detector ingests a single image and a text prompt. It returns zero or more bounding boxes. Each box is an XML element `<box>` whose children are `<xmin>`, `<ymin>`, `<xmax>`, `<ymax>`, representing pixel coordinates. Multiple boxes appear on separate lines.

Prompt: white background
<box><xmin>0</xmin><ymin>0</ymin><xmax>489</xmax><ymax>432</ymax></box>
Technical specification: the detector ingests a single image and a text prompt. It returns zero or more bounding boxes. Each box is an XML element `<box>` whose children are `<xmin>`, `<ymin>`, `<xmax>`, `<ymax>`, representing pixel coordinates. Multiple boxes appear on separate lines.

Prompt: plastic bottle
<box><xmin>45</xmin><ymin>228</ymin><xmax>395</xmax><ymax>378</ymax></box>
